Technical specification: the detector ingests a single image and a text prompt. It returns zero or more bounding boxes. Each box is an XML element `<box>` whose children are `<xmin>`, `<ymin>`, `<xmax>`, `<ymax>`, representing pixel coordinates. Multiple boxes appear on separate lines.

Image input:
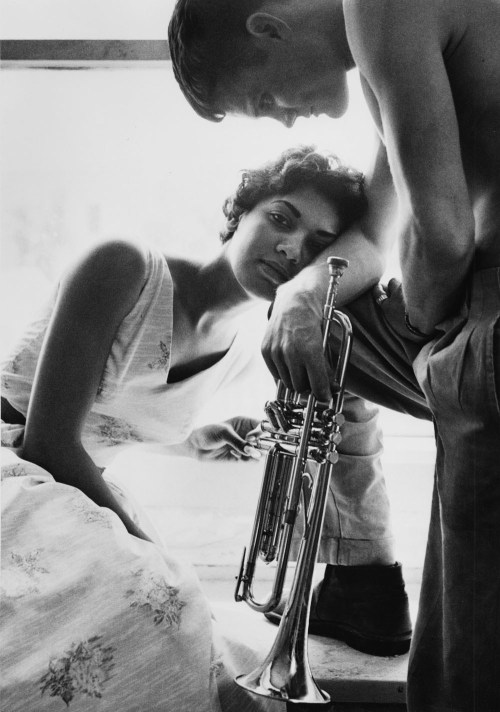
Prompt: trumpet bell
<box><xmin>235</xmin><ymin>656</ymin><xmax>331</xmax><ymax>705</ymax></box>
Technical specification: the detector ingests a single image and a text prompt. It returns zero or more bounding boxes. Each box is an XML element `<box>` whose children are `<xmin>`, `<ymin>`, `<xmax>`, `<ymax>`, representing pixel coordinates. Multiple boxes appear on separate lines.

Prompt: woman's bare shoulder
<box><xmin>61</xmin><ymin>239</ymin><xmax>149</xmax><ymax>303</ymax></box>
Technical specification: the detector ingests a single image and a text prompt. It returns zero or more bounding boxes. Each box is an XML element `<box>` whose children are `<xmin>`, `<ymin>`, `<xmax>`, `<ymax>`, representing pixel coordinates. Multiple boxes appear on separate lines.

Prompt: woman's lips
<box><xmin>259</xmin><ymin>260</ymin><xmax>289</xmax><ymax>286</ymax></box>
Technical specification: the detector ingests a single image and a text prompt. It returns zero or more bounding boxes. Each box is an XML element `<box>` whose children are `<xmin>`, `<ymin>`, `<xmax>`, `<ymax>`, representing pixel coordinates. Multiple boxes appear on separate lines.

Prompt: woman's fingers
<box><xmin>200</xmin><ymin>423</ymin><xmax>261</xmax><ymax>461</ymax></box>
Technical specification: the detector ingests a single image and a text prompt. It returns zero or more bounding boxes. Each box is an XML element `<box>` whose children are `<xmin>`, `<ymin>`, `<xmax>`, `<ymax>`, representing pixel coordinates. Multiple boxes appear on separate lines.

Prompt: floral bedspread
<box><xmin>0</xmin><ymin>447</ymin><xmax>274</xmax><ymax>712</ymax></box>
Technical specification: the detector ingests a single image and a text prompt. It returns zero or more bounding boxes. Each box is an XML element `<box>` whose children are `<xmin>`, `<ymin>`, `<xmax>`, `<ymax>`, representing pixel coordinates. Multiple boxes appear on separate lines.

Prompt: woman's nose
<box><xmin>276</xmin><ymin>238</ymin><xmax>303</xmax><ymax>265</ymax></box>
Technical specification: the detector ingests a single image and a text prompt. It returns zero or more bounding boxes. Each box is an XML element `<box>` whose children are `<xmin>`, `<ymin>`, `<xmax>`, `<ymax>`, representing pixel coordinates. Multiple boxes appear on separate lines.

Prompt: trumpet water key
<box><xmin>234</xmin><ymin>257</ymin><xmax>353</xmax><ymax>707</ymax></box>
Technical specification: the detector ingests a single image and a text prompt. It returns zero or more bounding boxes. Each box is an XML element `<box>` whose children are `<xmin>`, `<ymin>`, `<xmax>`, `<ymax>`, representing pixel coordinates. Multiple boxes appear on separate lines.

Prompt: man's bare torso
<box><xmin>444</xmin><ymin>0</ymin><xmax>500</xmax><ymax>266</ymax></box>
<box><xmin>349</xmin><ymin>0</ymin><xmax>500</xmax><ymax>268</ymax></box>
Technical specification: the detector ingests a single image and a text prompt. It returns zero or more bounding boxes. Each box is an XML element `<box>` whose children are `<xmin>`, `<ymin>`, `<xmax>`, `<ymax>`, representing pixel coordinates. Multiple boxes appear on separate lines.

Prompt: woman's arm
<box><xmin>21</xmin><ymin>239</ymin><xmax>153</xmax><ymax>541</ymax></box>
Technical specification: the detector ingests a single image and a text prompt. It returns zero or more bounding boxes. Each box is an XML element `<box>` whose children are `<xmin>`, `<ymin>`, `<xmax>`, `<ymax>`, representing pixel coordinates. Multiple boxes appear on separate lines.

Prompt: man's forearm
<box><xmin>400</xmin><ymin>214</ymin><xmax>475</xmax><ymax>333</ymax></box>
<box><xmin>283</xmin><ymin>230</ymin><xmax>387</xmax><ymax>308</ymax></box>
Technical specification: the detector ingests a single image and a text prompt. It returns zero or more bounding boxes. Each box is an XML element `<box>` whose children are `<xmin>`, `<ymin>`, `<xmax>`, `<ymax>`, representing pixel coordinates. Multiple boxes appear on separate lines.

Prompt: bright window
<box><xmin>2</xmin><ymin>0</ymin><xmax>176</xmax><ymax>39</ymax></box>
<box><xmin>1</xmin><ymin>53</ymin><xmax>378</xmax><ymax>345</ymax></box>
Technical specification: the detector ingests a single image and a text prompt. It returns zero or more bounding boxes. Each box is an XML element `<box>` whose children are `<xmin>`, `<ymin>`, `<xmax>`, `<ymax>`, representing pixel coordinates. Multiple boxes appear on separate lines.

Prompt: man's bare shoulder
<box><xmin>343</xmin><ymin>0</ymin><xmax>465</xmax><ymax>74</ymax></box>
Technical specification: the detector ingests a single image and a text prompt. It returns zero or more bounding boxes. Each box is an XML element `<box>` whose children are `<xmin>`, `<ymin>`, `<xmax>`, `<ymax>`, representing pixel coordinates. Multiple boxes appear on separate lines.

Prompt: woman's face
<box><xmin>227</xmin><ymin>185</ymin><xmax>343</xmax><ymax>300</ymax></box>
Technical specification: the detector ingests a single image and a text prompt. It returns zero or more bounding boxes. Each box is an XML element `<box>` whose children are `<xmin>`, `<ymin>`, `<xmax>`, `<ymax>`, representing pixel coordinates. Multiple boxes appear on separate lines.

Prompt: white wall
<box><xmin>0</xmin><ymin>65</ymin><xmax>382</xmax><ymax>343</ymax></box>
<box><xmin>2</xmin><ymin>0</ymin><xmax>176</xmax><ymax>39</ymax></box>
<box><xmin>1</xmin><ymin>63</ymin><xmax>411</xmax><ymax>428</ymax></box>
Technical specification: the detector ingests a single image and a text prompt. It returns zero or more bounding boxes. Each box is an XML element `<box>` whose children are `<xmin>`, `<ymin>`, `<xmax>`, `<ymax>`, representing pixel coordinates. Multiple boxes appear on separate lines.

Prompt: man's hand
<box><xmin>186</xmin><ymin>416</ymin><xmax>262</xmax><ymax>461</ymax></box>
<box><xmin>262</xmin><ymin>281</ymin><xmax>332</xmax><ymax>402</ymax></box>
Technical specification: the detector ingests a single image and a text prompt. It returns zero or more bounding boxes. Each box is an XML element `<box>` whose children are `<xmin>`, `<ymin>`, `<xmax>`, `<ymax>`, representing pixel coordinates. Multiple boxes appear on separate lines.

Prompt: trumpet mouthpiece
<box><xmin>327</xmin><ymin>256</ymin><xmax>349</xmax><ymax>270</ymax></box>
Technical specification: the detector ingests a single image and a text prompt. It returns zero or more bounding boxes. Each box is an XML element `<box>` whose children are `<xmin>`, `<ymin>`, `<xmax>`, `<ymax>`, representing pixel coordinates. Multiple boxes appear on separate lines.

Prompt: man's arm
<box><xmin>345</xmin><ymin>0</ymin><xmax>475</xmax><ymax>334</ymax></box>
<box><xmin>262</xmin><ymin>139</ymin><xmax>398</xmax><ymax>400</ymax></box>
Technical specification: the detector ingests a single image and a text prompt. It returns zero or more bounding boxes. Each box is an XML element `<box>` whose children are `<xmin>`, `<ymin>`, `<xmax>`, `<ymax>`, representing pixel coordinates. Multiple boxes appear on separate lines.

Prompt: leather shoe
<box><xmin>264</xmin><ymin>562</ymin><xmax>412</xmax><ymax>657</ymax></box>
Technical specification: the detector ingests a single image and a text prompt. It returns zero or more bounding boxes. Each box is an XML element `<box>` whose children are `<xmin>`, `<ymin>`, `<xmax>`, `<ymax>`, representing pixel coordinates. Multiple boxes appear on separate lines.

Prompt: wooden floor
<box><xmin>211</xmin><ymin>594</ymin><xmax>409</xmax><ymax>709</ymax></box>
<box><xmin>200</xmin><ymin>562</ymin><xmax>422</xmax><ymax>710</ymax></box>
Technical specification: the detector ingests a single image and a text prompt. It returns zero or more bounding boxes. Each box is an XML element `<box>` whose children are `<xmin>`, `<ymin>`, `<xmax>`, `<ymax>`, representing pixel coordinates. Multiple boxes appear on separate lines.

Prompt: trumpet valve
<box><xmin>264</xmin><ymin>401</ymin><xmax>292</xmax><ymax>432</ymax></box>
<box><xmin>329</xmin><ymin>431</ymin><xmax>342</xmax><ymax>445</ymax></box>
<box><xmin>309</xmin><ymin>448</ymin><xmax>324</xmax><ymax>463</ymax></box>
<box><xmin>326</xmin><ymin>450</ymin><xmax>340</xmax><ymax>465</ymax></box>
<box><xmin>264</xmin><ymin>402</ymin><xmax>282</xmax><ymax>431</ymax></box>
<box><xmin>320</xmin><ymin>407</ymin><xmax>335</xmax><ymax>423</ymax></box>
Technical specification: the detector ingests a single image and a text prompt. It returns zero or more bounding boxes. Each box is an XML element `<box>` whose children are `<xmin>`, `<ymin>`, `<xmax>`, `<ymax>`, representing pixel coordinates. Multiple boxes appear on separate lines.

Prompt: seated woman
<box><xmin>1</xmin><ymin>146</ymin><xmax>367</xmax><ymax>711</ymax></box>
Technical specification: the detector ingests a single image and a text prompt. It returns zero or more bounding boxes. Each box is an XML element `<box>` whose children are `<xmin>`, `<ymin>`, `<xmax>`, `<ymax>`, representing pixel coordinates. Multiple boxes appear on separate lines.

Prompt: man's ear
<box><xmin>246</xmin><ymin>12</ymin><xmax>292</xmax><ymax>41</ymax></box>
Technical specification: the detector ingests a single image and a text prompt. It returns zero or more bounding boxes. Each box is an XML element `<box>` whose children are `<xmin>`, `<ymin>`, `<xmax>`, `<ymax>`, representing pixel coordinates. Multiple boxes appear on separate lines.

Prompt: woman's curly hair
<box><xmin>220</xmin><ymin>146</ymin><xmax>367</xmax><ymax>243</ymax></box>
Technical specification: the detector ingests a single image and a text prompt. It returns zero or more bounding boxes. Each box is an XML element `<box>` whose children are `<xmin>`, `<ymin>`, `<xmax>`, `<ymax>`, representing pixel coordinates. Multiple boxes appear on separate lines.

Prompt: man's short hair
<box><xmin>168</xmin><ymin>0</ymin><xmax>264</xmax><ymax>122</ymax></box>
<box><xmin>220</xmin><ymin>146</ymin><xmax>368</xmax><ymax>242</ymax></box>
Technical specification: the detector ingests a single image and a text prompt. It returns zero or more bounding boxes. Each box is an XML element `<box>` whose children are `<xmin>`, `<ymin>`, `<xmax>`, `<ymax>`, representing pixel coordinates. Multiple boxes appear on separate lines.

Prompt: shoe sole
<box><xmin>264</xmin><ymin>611</ymin><xmax>411</xmax><ymax>657</ymax></box>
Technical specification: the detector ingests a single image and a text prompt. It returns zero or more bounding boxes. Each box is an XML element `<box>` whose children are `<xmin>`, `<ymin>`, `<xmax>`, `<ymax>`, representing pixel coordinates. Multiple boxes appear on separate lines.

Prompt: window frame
<box><xmin>0</xmin><ymin>40</ymin><xmax>170</xmax><ymax>68</ymax></box>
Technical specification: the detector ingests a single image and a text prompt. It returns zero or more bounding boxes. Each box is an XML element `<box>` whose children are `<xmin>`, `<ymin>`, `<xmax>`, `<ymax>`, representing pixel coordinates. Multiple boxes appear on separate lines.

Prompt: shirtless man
<box><xmin>168</xmin><ymin>2</ymin><xmax>500</xmax><ymax>709</ymax></box>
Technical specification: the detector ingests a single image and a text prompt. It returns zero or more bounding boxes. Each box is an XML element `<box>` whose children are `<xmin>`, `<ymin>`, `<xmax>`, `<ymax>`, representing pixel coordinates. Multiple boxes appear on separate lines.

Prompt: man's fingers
<box><xmin>387</xmin><ymin>277</ymin><xmax>402</xmax><ymax>296</ymax></box>
<box><xmin>266</xmin><ymin>350</ymin><xmax>294</xmax><ymax>391</ymax></box>
<box><xmin>262</xmin><ymin>347</ymin><xmax>288</xmax><ymax>387</ymax></box>
<box><xmin>285</xmin><ymin>337</ymin><xmax>332</xmax><ymax>400</ymax></box>
<box><xmin>287</xmin><ymin>361</ymin><xmax>311</xmax><ymax>396</ymax></box>
<box><xmin>263</xmin><ymin>342</ymin><xmax>332</xmax><ymax>400</ymax></box>
<box><xmin>306</xmin><ymin>359</ymin><xmax>332</xmax><ymax>402</ymax></box>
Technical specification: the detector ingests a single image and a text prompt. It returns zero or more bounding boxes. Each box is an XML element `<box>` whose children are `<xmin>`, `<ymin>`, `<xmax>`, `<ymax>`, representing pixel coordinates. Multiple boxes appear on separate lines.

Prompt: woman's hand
<box><xmin>186</xmin><ymin>416</ymin><xmax>262</xmax><ymax>461</ymax></box>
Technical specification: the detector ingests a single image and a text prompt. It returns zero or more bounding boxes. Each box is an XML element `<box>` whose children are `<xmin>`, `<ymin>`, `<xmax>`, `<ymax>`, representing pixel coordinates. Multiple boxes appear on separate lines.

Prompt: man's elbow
<box><xmin>403</xmin><ymin>204</ymin><xmax>475</xmax><ymax>268</ymax></box>
<box><xmin>447</xmin><ymin>209</ymin><xmax>476</xmax><ymax>262</ymax></box>
<box><xmin>401</xmin><ymin>209</ymin><xmax>476</xmax><ymax>330</ymax></box>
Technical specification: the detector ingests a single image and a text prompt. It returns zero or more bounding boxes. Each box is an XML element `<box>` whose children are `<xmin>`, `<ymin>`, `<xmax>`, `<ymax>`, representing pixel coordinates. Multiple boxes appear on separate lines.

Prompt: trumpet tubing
<box><xmin>234</xmin><ymin>257</ymin><xmax>353</xmax><ymax>706</ymax></box>
<box><xmin>259</xmin><ymin>448</ymin><xmax>294</xmax><ymax>564</ymax></box>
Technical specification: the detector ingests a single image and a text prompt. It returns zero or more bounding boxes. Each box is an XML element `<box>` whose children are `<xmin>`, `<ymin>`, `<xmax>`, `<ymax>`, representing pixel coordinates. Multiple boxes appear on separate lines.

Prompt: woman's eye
<box><xmin>269</xmin><ymin>212</ymin><xmax>289</xmax><ymax>226</ymax></box>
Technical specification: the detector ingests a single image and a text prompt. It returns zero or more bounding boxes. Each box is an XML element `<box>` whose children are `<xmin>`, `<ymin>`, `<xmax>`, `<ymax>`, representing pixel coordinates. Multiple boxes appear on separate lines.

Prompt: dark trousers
<box><xmin>337</xmin><ymin>268</ymin><xmax>500</xmax><ymax>712</ymax></box>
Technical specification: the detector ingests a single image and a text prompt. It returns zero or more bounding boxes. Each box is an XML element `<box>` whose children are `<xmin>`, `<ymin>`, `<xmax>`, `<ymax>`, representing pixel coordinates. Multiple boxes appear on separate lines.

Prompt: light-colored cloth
<box><xmin>320</xmin><ymin>394</ymin><xmax>393</xmax><ymax>564</ymax></box>
<box><xmin>1</xmin><ymin>242</ymin><xmax>399</xmax><ymax>565</ymax></box>
<box><xmin>1</xmin><ymin>245</ymin><xmax>253</xmax><ymax>466</ymax></box>
<box><xmin>0</xmin><ymin>447</ymin><xmax>277</xmax><ymax>712</ymax></box>
<box><xmin>0</xmin><ymin>245</ymin><xmax>277</xmax><ymax>711</ymax></box>
<box><xmin>291</xmin><ymin>393</ymin><xmax>395</xmax><ymax>565</ymax></box>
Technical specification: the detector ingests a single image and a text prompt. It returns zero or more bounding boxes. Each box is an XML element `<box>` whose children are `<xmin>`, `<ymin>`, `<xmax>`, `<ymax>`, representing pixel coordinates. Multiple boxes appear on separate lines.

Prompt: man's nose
<box><xmin>280</xmin><ymin>109</ymin><xmax>298</xmax><ymax>129</ymax></box>
<box><xmin>272</xmin><ymin>108</ymin><xmax>298</xmax><ymax>128</ymax></box>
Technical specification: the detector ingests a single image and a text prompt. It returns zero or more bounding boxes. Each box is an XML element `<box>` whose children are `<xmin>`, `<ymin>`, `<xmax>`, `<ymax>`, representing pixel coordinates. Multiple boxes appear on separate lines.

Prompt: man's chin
<box><xmin>323</xmin><ymin>103</ymin><xmax>348</xmax><ymax>119</ymax></box>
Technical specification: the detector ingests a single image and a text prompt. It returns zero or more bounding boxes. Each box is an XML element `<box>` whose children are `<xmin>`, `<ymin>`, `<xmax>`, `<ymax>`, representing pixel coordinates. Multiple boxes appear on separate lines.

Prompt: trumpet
<box><xmin>234</xmin><ymin>257</ymin><xmax>353</xmax><ymax>707</ymax></box>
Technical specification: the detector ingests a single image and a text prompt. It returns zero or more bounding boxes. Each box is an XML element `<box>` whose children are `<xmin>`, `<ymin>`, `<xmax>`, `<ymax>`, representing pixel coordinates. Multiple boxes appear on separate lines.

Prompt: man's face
<box><xmin>214</xmin><ymin>36</ymin><xmax>349</xmax><ymax>127</ymax></box>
